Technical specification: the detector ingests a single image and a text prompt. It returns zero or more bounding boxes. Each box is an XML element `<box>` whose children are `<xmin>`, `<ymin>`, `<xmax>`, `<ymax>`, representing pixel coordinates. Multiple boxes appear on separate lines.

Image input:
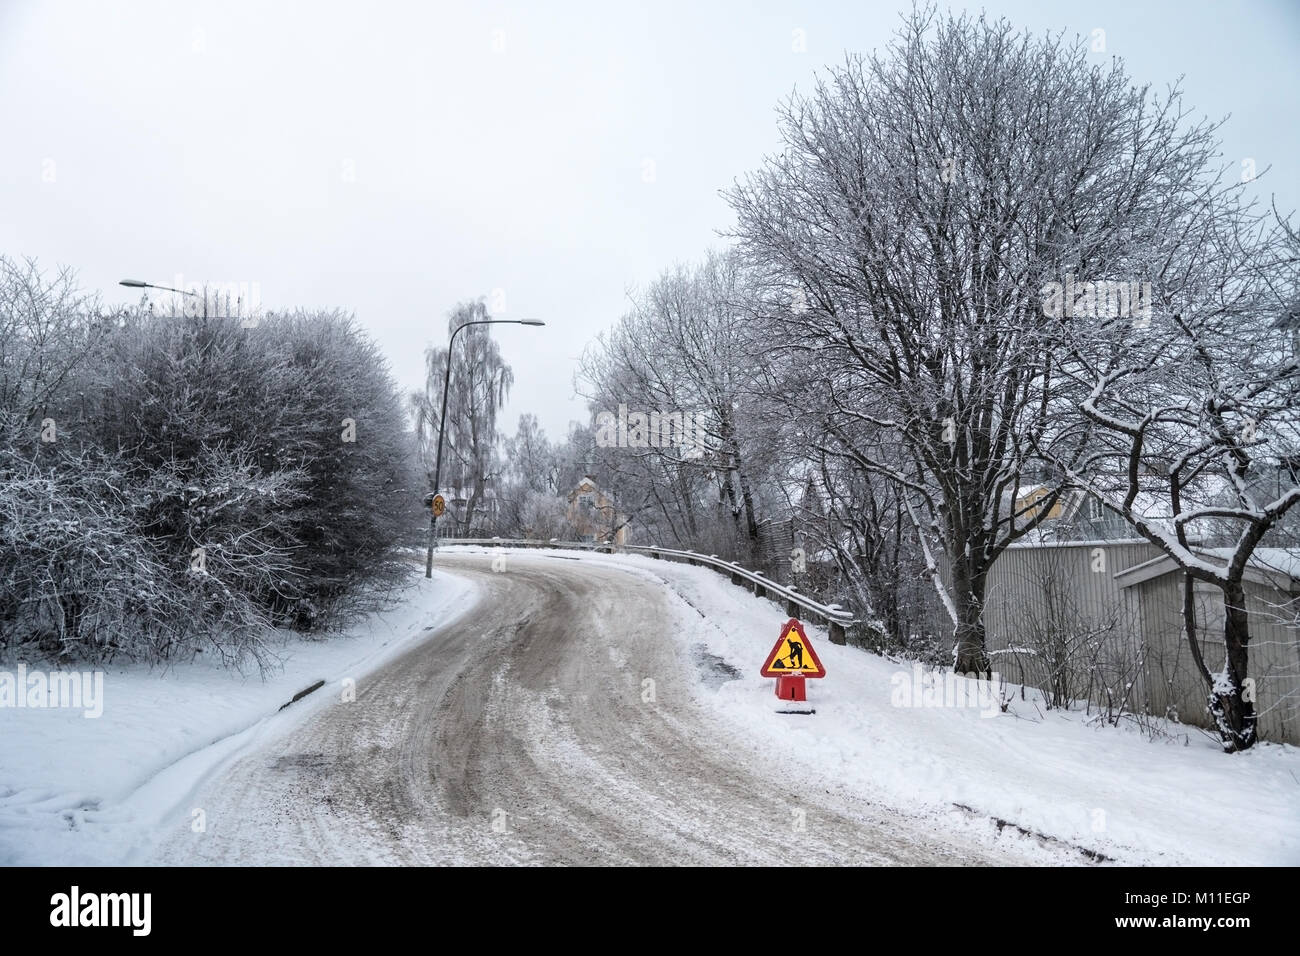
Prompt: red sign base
<box><xmin>775</xmin><ymin>675</ymin><xmax>807</xmax><ymax>701</ymax></box>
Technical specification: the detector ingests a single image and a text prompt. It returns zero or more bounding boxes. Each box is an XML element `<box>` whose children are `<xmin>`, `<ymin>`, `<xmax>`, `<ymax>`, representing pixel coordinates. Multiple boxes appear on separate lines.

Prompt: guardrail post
<box><xmin>753</xmin><ymin>579</ymin><xmax>765</xmax><ymax>599</ymax></box>
<box><xmin>731</xmin><ymin>569</ymin><xmax>743</xmax><ymax>585</ymax></box>
<box><xmin>786</xmin><ymin>597</ymin><xmax>799</xmax><ymax>617</ymax></box>
<box><xmin>829</xmin><ymin>620</ymin><xmax>847</xmax><ymax>645</ymax></box>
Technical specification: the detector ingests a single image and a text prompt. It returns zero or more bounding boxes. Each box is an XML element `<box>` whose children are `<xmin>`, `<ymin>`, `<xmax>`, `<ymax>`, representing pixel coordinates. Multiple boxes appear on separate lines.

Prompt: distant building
<box><xmin>1013</xmin><ymin>485</ymin><xmax>1156</xmax><ymax>542</ymax></box>
<box><xmin>566</xmin><ymin>476</ymin><xmax>628</xmax><ymax>546</ymax></box>
<box><xmin>1014</xmin><ymin>483</ymin><xmax>1069</xmax><ymax>521</ymax></box>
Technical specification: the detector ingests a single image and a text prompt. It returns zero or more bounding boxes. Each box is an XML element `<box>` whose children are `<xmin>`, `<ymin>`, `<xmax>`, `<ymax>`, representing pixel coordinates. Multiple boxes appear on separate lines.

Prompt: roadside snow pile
<box><xmin>564</xmin><ymin>548</ymin><xmax>1300</xmax><ymax>866</ymax></box>
<box><xmin>0</xmin><ymin>569</ymin><xmax>477</xmax><ymax>865</ymax></box>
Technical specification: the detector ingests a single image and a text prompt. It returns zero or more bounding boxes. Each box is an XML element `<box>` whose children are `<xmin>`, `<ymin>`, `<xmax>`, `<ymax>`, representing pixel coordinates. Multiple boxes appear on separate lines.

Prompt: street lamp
<box><xmin>425</xmin><ymin>318</ymin><xmax>545</xmax><ymax>578</ymax></box>
<box><xmin>120</xmin><ymin>278</ymin><xmax>205</xmax><ymax>317</ymax></box>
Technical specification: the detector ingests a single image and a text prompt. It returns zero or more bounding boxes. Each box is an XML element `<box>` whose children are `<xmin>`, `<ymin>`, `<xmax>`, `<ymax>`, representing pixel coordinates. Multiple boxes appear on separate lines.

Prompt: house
<box><xmin>566</xmin><ymin>476</ymin><xmax>628</xmax><ymax>546</ymax></box>
<box><xmin>962</xmin><ymin>539</ymin><xmax>1300</xmax><ymax>743</ymax></box>
<box><xmin>1013</xmin><ymin>485</ymin><xmax>1164</xmax><ymax>542</ymax></box>
<box><xmin>1013</xmin><ymin>484</ymin><xmax>1070</xmax><ymax>522</ymax></box>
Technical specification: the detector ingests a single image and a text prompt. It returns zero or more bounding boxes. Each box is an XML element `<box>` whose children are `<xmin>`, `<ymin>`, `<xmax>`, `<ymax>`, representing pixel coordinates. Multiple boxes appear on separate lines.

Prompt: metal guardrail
<box><xmin>436</xmin><ymin>537</ymin><xmax>855</xmax><ymax>643</ymax></box>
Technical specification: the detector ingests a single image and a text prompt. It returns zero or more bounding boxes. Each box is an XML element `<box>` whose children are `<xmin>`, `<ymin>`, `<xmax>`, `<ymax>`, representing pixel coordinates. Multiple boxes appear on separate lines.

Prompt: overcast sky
<box><xmin>2</xmin><ymin>0</ymin><xmax>1297</xmax><ymax>442</ymax></box>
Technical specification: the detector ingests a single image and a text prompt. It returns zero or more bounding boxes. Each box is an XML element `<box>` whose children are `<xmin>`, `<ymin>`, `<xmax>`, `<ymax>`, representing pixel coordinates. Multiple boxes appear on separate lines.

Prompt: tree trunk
<box><xmin>734</xmin><ymin>458</ymin><xmax>760</xmax><ymax>543</ymax></box>
<box><xmin>951</xmin><ymin>559</ymin><xmax>990</xmax><ymax>676</ymax></box>
<box><xmin>1209</xmin><ymin>579</ymin><xmax>1256</xmax><ymax>752</ymax></box>
<box><xmin>879</xmin><ymin>586</ymin><xmax>903</xmax><ymax>647</ymax></box>
<box><xmin>676</xmin><ymin>469</ymin><xmax>698</xmax><ymax>539</ymax></box>
<box><xmin>861</xmin><ymin>553</ymin><xmax>904</xmax><ymax>647</ymax></box>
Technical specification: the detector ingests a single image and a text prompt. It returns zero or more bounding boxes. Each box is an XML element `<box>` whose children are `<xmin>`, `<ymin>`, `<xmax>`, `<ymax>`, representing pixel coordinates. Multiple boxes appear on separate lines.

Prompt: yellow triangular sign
<box><xmin>760</xmin><ymin>619</ymin><xmax>825</xmax><ymax>677</ymax></box>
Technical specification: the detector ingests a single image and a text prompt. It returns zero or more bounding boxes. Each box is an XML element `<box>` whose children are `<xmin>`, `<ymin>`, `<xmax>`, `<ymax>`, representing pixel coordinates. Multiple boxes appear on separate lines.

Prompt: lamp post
<box><xmin>120</xmin><ymin>278</ymin><xmax>206</xmax><ymax>317</ymax></box>
<box><xmin>425</xmin><ymin>318</ymin><xmax>545</xmax><ymax>578</ymax></box>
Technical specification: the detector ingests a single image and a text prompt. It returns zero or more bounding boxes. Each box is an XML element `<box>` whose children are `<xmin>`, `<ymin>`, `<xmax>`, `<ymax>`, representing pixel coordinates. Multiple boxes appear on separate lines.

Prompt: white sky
<box><xmin>2</xmin><ymin>0</ymin><xmax>1297</xmax><ymax>442</ymax></box>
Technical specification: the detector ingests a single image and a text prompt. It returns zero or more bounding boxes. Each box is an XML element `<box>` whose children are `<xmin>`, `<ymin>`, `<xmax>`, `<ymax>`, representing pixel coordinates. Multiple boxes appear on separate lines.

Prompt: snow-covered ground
<box><xmin>0</xmin><ymin>568</ymin><xmax>477</xmax><ymax>865</ymax></box>
<box><xmin>4</xmin><ymin>544</ymin><xmax>1297</xmax><ymax>866</ymax></box>
<box><xmin>450</xmin><ymin>546</ymin><xmax>1299</xmax><ymax>866</ymax></box>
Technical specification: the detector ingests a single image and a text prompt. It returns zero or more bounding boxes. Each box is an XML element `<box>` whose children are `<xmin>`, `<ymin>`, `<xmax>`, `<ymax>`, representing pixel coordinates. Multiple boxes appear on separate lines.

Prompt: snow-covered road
<box><xmin>146</xmin><ymin>552</ymin><xmax>1049</xmax><ymax>865</ymax></box>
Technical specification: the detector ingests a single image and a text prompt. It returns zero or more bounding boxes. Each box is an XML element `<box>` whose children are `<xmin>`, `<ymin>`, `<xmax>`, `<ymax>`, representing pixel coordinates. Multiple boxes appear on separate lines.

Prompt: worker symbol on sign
<box><xmin>781</xmin><ymin>637</ymin><xmax>804</xmax><ymax>671</ymax></box>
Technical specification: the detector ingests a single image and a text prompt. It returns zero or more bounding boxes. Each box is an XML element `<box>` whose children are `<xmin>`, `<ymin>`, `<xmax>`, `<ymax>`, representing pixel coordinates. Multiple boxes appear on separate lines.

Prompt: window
<box><xmin>1088</xmin><ymin>496</ymin><xmax>1104</xmax><ymax>522</ymax></box>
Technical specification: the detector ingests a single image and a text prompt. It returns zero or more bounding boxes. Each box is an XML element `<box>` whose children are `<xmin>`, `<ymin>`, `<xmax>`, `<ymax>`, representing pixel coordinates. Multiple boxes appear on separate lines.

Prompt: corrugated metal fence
<box><xmin>928</xmin><ymin>540</ymin><xmax>1300</xmax><ymax>744</ymax></box>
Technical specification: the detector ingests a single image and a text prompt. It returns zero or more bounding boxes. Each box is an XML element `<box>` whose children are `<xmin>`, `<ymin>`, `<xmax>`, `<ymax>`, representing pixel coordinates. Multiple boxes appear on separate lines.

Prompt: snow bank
<box><xmin>0</xmin><ymin>569</ymin><xmax>477</xmax><ymax>865</ymax></box>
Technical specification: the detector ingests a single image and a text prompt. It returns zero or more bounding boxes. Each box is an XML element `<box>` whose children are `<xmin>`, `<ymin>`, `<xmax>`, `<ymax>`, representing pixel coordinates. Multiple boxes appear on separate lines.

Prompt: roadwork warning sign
<box><xmin>760</xmin><ymin>619</ymin><xmax>825</xmax><ymax>678</ymax></box>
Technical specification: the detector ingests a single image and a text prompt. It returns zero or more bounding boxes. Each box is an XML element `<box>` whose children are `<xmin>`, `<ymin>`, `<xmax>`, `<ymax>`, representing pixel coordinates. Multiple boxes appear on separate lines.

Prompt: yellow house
<box><xmin>566</xmin><ymin>476</ymin><xmax>628</xmax><ymax>546</ymax></box>
<box><xmin>1014</xmin><ymin>484</ymin><xmax>1068</xmax><ymax>521</ymax></box>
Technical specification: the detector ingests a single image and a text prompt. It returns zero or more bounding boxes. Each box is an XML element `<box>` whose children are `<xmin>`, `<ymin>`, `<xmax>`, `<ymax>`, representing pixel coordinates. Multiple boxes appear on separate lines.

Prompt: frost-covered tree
<box><xmin>578</xmin><ymin>251</ymin><xmax>776</xmax><ymax>559</ymax></box>
<box><xmin>502</xmin><ymin>413</ymin><xmax>556</xmax><ymax>495</ymax></box>
<box><xmin>411</xmin><ymin>301</ymin><xmax>514</xmax><ymax>535</ymax></box>
<box><xmin>1047</xmin><ymin>202</ymin><xmax>1300</xmax><ymax>750</ymax></box>
<box><xmin>727</xmin><ymin>9</ymin><xmax>1236</xmax><ymax>673</ymax></box>
<box><xmin>518</xmin><ymin>489</ymin><xmax>575</xmax><ymax>541</ymax></box>
<box><xmin>0</xmin><ymin>256</ymin><xmax>109</xmax><ymax>431</ymax></box>
<box><xmin>495</xmin><ymin>414</ymin><xmax>560</xmax><ymax>535</ymax></box>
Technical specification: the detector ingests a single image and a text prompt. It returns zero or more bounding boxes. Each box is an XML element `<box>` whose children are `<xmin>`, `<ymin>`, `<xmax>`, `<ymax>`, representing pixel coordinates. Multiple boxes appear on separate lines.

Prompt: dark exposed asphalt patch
<box><xmin>692</xmin><ymin>644</ymin><xmax>742</xmax><ymax>689</ymax></box>
<box><xmin>270</xmin><ymin>752</ymin><xmax>333</xmax><ymax>773</ymax></box>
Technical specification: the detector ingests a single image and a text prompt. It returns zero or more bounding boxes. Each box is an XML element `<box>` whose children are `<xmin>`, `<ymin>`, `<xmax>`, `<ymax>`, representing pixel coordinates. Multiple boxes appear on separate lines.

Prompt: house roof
<box><xmin>1113</xmin><ymin>548</ymin><xmax>1300</xmax><ymax>592</ymax></box>
<box><xmin>569</xmin><ymin>475</ymin><xmax>617</xmax><ymax>505</ymax></box>
<box><xmin>1009</xmin><ymin>535</ymin><xmax>1150</xmax><ymax>550</ymax></box>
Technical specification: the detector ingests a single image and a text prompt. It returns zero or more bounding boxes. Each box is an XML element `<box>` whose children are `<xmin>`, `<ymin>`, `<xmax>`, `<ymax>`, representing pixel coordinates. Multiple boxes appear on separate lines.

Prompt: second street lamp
<box><xmin>425</xmin><ymin>318</ymin><xmax>545</xmax><ymax>578</ymax></box>
<box><xmin>121</xmin><ymin>277</ymin><xmax>260</xmax><ymax>325</ymax></box>
<box><xmin>120</xmin><ymin>278</ymin><xmax>206</xmax><ymax>317</ymax></box>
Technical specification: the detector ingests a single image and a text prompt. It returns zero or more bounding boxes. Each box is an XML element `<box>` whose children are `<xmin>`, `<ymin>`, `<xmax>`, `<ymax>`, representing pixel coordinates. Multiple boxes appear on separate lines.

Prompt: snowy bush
<box><xmin>0</xmin><ymin>262</ymin><xmax>418</xmax><ymax>666</ymax></box>
<box><xmin>0</xmin><ymin>435</ymin><xmax>275</xmax><ymax>665</ymax></box>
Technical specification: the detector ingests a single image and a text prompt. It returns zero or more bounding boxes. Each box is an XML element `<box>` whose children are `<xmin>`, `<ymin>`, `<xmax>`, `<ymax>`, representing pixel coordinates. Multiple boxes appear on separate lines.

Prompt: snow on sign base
<box><xmin>760</xmin><ymin>619</ymin><xmax>825</xmax><ymax>678</ymax></box>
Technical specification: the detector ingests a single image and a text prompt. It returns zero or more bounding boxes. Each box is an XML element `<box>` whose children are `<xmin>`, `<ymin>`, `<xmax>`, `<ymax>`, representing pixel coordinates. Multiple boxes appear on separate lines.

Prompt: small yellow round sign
<box><xmin>432</xmin><ymin>494</ymin><xmax>446</xmax><ymax>517</ymax></box>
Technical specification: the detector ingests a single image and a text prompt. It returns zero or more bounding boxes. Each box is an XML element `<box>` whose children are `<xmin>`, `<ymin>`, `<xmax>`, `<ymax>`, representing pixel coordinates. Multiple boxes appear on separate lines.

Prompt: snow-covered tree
<box><xmin>411</xmin><ymin>301</ymin><xmax>514</xmax><ymax>535</ymax></box>
<box><xmin>502</xmin><ymin>413</ymin><xmax>556</xmax><ymax>495</ymax></box>
<box><xmin>577</xmin><ymin>251</ymin><xmax>777</xmax><ymax>559</ymax></box>
<box><xmin>1047</xmin><ymin>202</ymin><xmax>1300</xmax><ymax>750</ymax></box>
<box><xmin>727</xmin><ymin>9</ymin><xmax>1239</xmax><ymax>674</ymax></box>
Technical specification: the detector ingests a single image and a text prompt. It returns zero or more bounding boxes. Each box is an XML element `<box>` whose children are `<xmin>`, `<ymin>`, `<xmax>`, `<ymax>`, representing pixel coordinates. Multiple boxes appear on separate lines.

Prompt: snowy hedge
<box><xmin>0</xmin><ymin>259</ymin><xmax>420</xmax><ymax>666</ymax></box>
